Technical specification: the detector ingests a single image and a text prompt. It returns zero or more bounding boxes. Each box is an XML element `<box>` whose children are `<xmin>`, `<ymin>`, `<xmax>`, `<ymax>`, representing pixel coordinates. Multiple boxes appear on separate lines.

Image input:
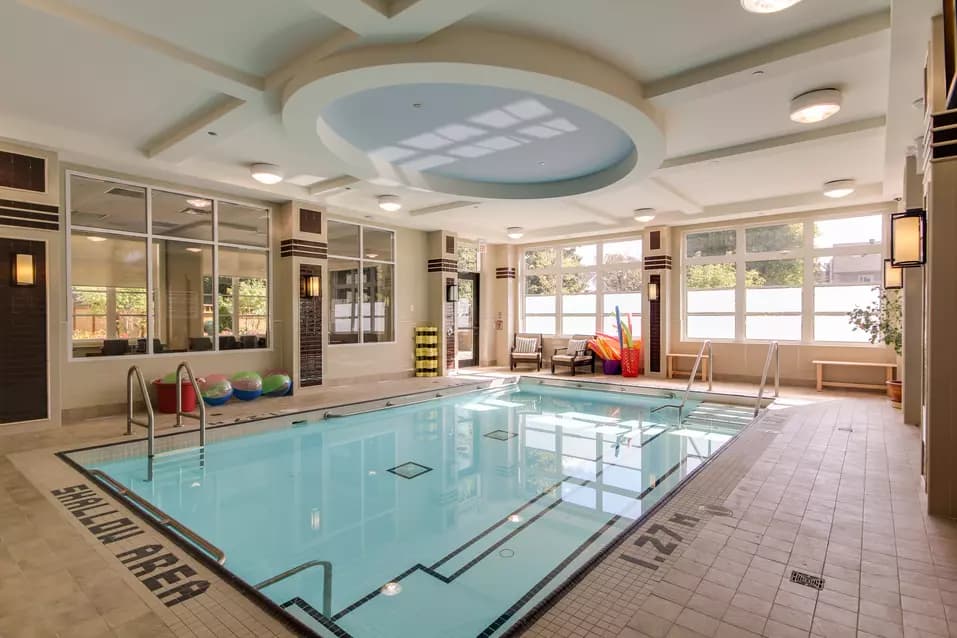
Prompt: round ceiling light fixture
<box><xmin>789</xmin><ymin>89</ymin><xmax>842</xmax><ymax>124</ymax></box>
<box><xmin>506</xmin><ymin>227</ymin><xmax>524</xmax><ymax>240</ymax></box>
<box><xmin>250</xmin><ymin>163</ymin><xmax>284</xmax><ymax>185</ymax></box>
<box><xmin>634</xmin><ymin>208</ymin><xmax>656</xmax><ymax>223</ymax></box>
<box><xmin>377</xmin><ymin>195</ymin><xmax>402</xmax><ymax>212</ymax></box>
<box><xmin>823</xmin><ymin>179</ymin><xmax>856</xmax><ymax>199</ymax></box>
<box><xmin>741</xmin><ymin>0</ymin><xmax>804</xmax><ymax>13</ymax></box>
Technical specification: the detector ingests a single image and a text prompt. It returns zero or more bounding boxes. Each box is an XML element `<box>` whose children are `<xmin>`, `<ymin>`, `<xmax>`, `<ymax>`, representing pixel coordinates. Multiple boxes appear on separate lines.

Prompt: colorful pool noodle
<box><xmin>615</xmin><ymin>305</ymin><xmax>623</xmax><ymax>351</ymax></box>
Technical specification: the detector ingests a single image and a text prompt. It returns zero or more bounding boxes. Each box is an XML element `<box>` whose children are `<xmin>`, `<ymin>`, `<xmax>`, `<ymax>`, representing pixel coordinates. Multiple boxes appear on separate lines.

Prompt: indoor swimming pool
<box><xmin>67</xmin><ymin>381</ymin><xmax>755</xmax><ymax>638</ymax></box>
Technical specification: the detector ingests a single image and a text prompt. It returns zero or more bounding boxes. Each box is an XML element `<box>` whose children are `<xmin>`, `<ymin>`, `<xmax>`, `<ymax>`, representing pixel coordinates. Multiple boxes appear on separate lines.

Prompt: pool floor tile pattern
<box><xmin>387</xmin><ymin>461</ymin><xmax>433</xmax><ymax>479</ymax></box>
<box><xmin>2</xmin><ymin>376</ymin><xmax>956</xmax><ymax>638</ymax></box>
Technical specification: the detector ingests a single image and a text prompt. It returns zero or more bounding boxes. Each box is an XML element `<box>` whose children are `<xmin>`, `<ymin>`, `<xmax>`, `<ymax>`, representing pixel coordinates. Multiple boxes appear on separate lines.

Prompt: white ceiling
<box><xmin>0</xmin><ymin>0</ymin><xmax>934</xmax><ymax>243</ymax></box>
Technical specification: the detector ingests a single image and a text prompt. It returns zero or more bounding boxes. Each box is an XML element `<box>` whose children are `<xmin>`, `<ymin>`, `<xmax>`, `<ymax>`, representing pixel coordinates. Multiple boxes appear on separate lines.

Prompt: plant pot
<box><xmin>886</xmin><ymin>380</ymin><xmax>902</xmax><ymax>407</ymax></box>
<box><xmin>602</xmin><ymin>359</ymin><xmax>621</xmax><ymax>375</ymax></box>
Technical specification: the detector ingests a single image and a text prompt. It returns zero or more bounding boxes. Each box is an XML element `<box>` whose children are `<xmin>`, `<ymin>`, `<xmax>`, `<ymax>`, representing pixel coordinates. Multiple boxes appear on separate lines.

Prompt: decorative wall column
<box><xmin>642</xmin><ymin>227</ymin><xmax>673</xmax><ymax>378</ymax></box>
<box><xmin>491</xmin><ymin>244</ymin><xmax>517</xmax><ymax>367</ymax></box>
<box><xmin>902</xmin><ymin>154</ymin><xmax>924</xmax><ymax>428</ymax></box>
<box><xmin>427</xmin><ymin>230</ymin><xmax>457</xmax><ymax>375</ymax></box>
<box><xmin>276</xmin><ymin>202</ymin><xmax>327</xmax><ymax>391</ymax></box>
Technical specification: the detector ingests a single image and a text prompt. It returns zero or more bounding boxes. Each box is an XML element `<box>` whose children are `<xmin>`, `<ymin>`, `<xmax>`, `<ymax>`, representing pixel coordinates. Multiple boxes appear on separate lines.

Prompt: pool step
<box><xmin>682</xmin><ymin>403</ymin><xmax>754</xmax><ymax>428</ymax></box>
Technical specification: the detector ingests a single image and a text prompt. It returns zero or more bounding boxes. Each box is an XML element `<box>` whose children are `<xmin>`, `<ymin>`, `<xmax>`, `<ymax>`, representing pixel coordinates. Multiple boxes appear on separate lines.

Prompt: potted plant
<box><xmin>848</xmin><ymin>288</ymin><xmax>903</xmax><ymax>405</ymax></box>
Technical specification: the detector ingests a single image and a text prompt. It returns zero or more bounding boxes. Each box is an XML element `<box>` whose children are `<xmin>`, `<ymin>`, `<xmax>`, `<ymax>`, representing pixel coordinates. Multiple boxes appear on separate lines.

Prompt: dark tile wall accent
<box><xmin>495</xmin><ymin>267</ymin><xmax>516</xmax><ymax>279</ymax></box>
<box><xmin>445</xmin><ymin>277</ymin><xmax>455</xmax><ymax>370</ymax></box>
<box><xmin>446</xmin><ymin>235</ymin><xmax>455</xmax><ymax>254</ymax></box>
<box><xmin>649</xmin><ymin>273</ymin><xmax>661</xmax><ymax>374</ymax></box>
<box><xmin>0</xmin><ymin>238</ymin><xmax>47</xmax><ymax>423</ymax></box>
<box><xmin>0</xmin><ymin>151</ymin><xmax>45</xmax><ymax>193</ymax></box>
<box><xmin>299</xmin><ymin>208</ymin><xmax>322</xmax><ymax>235</ymax></box>
<box><xmin>650</xmin><ymin>230</ymin><xmax>661</xmax><ymax>251</ymax></box>
<box><xmin>281</xmin><ymin>238</ymin><xmax>327</xmax><ymax>259</ymax></box>
<box><xmin>428</xmin><ymin>258</ymin><xmax>458</xmax><ymax>273</ymax></box>
<box><xmin>299</xmin><ymin>264</ymin><xmax>323</xmax><ymax>387</ymax></box>
<box><xmin>0</xmin><ymin>199</ymin><xmax>58</xmax><ymax>232</ymax></box>
<box><xmin>643</xmin><ymin>256</ymin><xmax>672</xmax><ymax>271</ymax></box>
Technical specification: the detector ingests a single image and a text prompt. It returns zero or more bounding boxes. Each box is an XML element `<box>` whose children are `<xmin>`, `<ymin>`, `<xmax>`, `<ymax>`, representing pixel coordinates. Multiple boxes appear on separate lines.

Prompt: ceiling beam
<box><xmin>266</xmin><ymin>28</ymin><xmax>360</xmax><ymax>90</ymax></box>
<box><xmin>645</xmin><ymin>10</ymin><xmax>890</xmax><ymax>103</ymax></box>
<box><xmin>17</xmin><ymin>0</ymin><xmax>264</xmax><ymax>99</ymax></box>
<box><xmin>660</xmin><ymin>116</ymin><xmax>886</xmax><ymax>169</ymax></box>
<box><xmin>696</xmin><ymin>185</ymin><xmax>892</xmax><ymax>219</ymax></box>
<box><xmin>302</xmin><ymin>0</ymin><xmax>500</xmax><ymax>41</ymax></box>
<box><xmin>298</xmin><ymin>0</ymin><xmax>391</xmax><ymax>35</ymax></box>
<box><xmin>310</xmin><ymin>175</ymin><xmax>361</xmax><ymax>195</ymax></box>
<box><xmin>565</xmin><ymin>200</ymin><xmax>626</xmax><ymax>226</ymax></box>
<box><xmin>644</xmin><ymin>176</ymin><xmax>704</xmax><ymax>214</ymax></box>
<box><xmin>143</xmin><ymin>95</ymin><xmax>247</xmax><ymax>161</ymax></box>
<box><xmin>408</xmin><ymin>201</ymin><xmax>476</xmax><ymax>216</ymax></box>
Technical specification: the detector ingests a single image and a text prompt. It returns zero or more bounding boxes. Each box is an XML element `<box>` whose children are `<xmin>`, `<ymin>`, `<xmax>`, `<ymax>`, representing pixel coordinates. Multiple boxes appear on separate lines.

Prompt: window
<box><xmin>328</xmin><ymin>220</ymin><xmax>395</xmax><ymax>344</ymax></box>
<box><xmin>457</xmin><ymin>242</ymin><xmax>480</xmax><ymax>273</ymax></box>
<box><xmin>682</xmin><ymin>215</ymin><xmax>883</xmax><ymax>344</ymax></box>
<box><xmin>522</xmin><ymin>239</ymin><xmax>642</xmax><ymax>336</ymax></box>
<box><xmin>67</xmin><ymin>172</ymin><xmax>270</xmax><ymax>357</ymax></box>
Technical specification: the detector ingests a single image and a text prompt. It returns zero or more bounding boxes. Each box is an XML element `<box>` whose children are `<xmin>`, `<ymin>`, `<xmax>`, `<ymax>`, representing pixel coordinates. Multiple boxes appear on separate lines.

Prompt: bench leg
<box><xmin>667</xmin><ymin>357</ymin><xmax>673</xmax><ymax>379</ymax></box>
<box><xmin>700</xmin><ymin>359</ymin><xmax>707</xmax><ymax>382</ymax></box>
<box><xmin>816</xmin><ymin>364</ymin><xmax>823</xmax><ymax>392</ymax></box>
<box><xmin>886</xmin><ymin>367</ymin><xmax>893</xmax><ymax>384</ymax></box>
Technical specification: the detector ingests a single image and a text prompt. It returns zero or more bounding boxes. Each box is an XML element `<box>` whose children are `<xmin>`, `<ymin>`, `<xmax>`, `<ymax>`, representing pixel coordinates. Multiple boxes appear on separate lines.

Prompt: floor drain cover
<box><xmin>698</xmin><ymin>504</ymin><xmax>734</xmax><ymax>517</ymax></box>
<box><xmin>790</xmin><ymin>570</ymin><xmax>824</xmax><ymax>590</ymax></box>
<box><xmin>499</xmin><ymin>548</ymin><xmax>515</xmax><ymax>558</ymax></box>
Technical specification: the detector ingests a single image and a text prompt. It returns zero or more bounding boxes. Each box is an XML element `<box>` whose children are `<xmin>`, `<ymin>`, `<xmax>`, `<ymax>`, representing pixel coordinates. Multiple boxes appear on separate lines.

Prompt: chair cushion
<box><xmin>514</xmin><ymin>336</ymin><xmax>538</xmax><ymax>353</ymax></box>
<box><xmin>566</xmin><ymin>339</ymin><xmax>589</xmax><ymax>355</ymax></box>
<box><xmin>511</xmin><ymin>352</ymin><xmax>540</xmax><ymax>359</ymax></box>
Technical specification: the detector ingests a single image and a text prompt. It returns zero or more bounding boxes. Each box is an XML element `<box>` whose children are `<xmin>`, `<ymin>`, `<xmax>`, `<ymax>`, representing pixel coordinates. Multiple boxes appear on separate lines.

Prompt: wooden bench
<box><xmin>812</xmin><ymin>360</ymin><xmax>897</xmax><ymax>392</ymax></box>
<box><xmin>666</xmin><ymin>353</ymin><xmax>709</xmax><ymax>381</ymax></box>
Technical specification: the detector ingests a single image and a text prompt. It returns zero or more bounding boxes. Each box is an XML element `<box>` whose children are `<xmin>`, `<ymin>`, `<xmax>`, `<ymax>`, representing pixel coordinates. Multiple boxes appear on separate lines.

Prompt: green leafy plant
<box><xmin>848</xmin><ymin>288</ymin><xmax>902</xmax><ymax>356</ymax></box>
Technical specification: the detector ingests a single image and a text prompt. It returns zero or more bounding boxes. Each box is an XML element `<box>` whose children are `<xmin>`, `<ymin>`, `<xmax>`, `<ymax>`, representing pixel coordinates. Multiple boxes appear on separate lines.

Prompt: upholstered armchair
<box><xmin>551</xmin><ymin>335</ymin><xmax>595</xmax><ymax>375</ymax></box>
<box><xmin>510</xmin><ymin>333</ymin><xmax>543</xmax><ymax>371</ymax></box>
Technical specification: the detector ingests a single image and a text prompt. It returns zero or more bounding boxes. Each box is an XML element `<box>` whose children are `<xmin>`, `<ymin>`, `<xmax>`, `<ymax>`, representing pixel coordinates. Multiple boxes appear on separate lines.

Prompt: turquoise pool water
<box><xmin>83</xmin><ymin>383</ymin><xmax>746</xmax><ymax>638</ymax></box>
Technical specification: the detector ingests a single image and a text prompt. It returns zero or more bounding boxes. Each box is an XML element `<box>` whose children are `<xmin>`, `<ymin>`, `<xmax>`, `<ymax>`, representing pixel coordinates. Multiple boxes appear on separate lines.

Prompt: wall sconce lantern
<box><xmin>301</xmin><ymin>274</ymin><xmax>320</xmax><ymax>298</ymax></box>
<box><xmin>446</xmin><ymin>282</ymin><xmax>459</xmax><ymax>303</ymax></box>
<box><xmin>883</xmin><ymin>259</ymin><xmax>903</xmax><ymax>290</ymax></box>
<box><xmin>647</xmin><ymin>281</ymin><xmax>660</xmax><ymax>302</ymax></box>
<box><xmin>11</xmin><ymin>253</ymin><xmax>35</xmax><ymax>287</ymax></box>
<box><xmin>890</xmin><ymin>208</ymin><xmax>926</xmax><ymax>267</ymax></box>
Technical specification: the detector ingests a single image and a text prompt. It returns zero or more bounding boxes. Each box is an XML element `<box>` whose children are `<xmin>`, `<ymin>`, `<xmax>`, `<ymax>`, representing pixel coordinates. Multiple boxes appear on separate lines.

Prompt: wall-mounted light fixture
<box><xmin>301</xmin><ymin>274</ymin><xmax>320</xmax><ymax>298</ymax></box>
<box><xmin>890</xmin><ymin>208</ymin><xmax>927</xmax><ymax>267</ymax></box>
<box><xmin>446</xmin><ymin>282</ymin><xmax>459</xmax><ymax>303</ymax></box>
<box><xmin>11</xmin><ymin>253</ymin><xmax>35</xmax><ymax>287</ymax></box>
<box><xmin>648</xmin><ymin>281</ymin><xmax>660</xmax><ymax>302</ymax></box>
<box><xmin>883</xmin><ymin>259</ymin><xmax>903</xmax><ymax>290</ymax></box>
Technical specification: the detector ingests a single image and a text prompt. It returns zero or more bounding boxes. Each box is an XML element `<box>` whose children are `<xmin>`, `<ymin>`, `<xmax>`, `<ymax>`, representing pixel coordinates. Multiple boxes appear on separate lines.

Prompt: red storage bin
<box><xmin>153</xmin><ymin>380</ymin><xmax>197</xmax><ymax>414</ymax></box>
<box><xmin>621</xmin><ymin>347</ymin><xmax>641</xmax><ymax>378</ymax></box>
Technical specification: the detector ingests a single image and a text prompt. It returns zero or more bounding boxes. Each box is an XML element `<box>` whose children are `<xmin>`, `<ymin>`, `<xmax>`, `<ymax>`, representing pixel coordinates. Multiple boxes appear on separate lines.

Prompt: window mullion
<box><xmin>735</xmin><ymin>230</ymin><xmax>746</xmax><ymax>342</ymax></box>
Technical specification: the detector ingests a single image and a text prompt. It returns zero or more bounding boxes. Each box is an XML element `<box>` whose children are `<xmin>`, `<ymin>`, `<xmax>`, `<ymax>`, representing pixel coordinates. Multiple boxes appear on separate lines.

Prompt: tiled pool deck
<box><xmin>1</xmin><ymin>373</ymin><xmax>952</xmax><ymax>638</ymax></box>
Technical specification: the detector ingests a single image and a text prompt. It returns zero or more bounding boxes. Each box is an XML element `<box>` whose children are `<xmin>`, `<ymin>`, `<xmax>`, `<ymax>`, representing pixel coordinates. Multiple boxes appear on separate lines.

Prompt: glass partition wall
<box><xmin>67</xmin><ymin>172</ymin><xmax>270</xmax><ymax>358</ymax></box>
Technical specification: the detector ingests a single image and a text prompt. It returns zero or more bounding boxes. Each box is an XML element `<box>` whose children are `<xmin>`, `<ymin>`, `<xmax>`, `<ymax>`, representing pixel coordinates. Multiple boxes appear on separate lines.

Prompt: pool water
<box><xmin>85</xmin><ymin>383</ymin><xmax>748</xmax><ymax>638</ymax></box>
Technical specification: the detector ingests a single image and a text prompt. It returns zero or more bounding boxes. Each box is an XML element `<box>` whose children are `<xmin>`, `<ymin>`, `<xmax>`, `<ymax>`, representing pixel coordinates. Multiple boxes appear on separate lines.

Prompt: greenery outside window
<box><xmin>328</xmin><ymin>220</ymin><xmax>395</xmax><ymax>345</ymax></box>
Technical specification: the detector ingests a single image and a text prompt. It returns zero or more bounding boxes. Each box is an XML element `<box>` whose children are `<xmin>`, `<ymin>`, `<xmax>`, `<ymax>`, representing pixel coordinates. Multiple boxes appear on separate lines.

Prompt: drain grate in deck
<box><xmin>790</xmin><ymin>570</ymin><xmax>825</xmax><ymax>590</ymax></box>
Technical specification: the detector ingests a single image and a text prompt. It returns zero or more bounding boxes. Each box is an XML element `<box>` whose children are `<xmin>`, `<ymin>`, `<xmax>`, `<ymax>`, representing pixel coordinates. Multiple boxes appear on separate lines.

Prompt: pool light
<box><xmin>381</xmin><ymin>581</ymin><xmax>403</xmax><ymax>596</ymax></box>
<box><xmin>507</xmin><ymin>514</ymin><xmax>523</xmax><ymax>524</ymax></box>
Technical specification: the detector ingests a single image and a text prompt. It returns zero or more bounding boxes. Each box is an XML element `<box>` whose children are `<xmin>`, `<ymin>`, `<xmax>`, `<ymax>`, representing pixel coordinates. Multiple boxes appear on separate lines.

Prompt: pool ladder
<box><xmin>174</xmin><ymin>361</ymin><xmax>207</xmax><ymax>447</ymax></box>
<box><xmin>257</xmin><ymin>560</ymin><xmax>332</xmax><ymax>617</ymax></box>
<box><xmin>651</xmin><ymin>340</ymin><xmax>713</xmax><ymax>422</ymax></box>
<box><xmin>753</xmin><ymin>341</ymin><xmax>780</xmax><ymax>417</ymax></box>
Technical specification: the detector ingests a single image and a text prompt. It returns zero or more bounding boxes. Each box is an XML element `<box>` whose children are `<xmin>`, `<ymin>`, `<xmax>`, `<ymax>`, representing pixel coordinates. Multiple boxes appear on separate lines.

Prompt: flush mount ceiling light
<box><xmin>86</xmin><ymin>236</ymin><xmax>107</xmax><ymax>242</ymax></box>
<box><xmin>187</xmin><ymin>198</ymin><xmax>211</xmax><ymax>209</ymax></box>
<box><xmin>250</xmin><ymin>163</ymin><xmax>284</xmax><ymax>185</ymax></box>
<box><xmin>506</xmin><ymin>227</ymin><xmax>524</xmax><ymax>239</ymax></box>
<box><xmin>790</xmin><ymin>89</ymin><xmax>842</xmax><ymax>124</ymax></box>
<box><xmin>822</xmin><ymin>179</ymin><xmax>856</xmax><ymax>198</ymax></box>
<box><xmin>185</xmin><ymin>247</ymin><xmax>203</xmax><ymax>253</ymax></box>
<box><xmin>634</xmin><ymin>208</ymin><xmax>656</xmax><ymax>223</ymax></box>
<box><xmin>377</xmin><ymin>194</ymin><xmax>402</xmax><ymax>212</ymax></box>
<box><xmin>741</xmin><ymin>0</ymin><xmax>803</xmax><ymax>12</ymax></box>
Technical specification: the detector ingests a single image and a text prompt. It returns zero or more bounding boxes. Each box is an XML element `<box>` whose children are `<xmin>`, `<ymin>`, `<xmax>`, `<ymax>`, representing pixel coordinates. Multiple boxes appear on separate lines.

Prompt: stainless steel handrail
<box><xmin>125</xmin><ymin>366</ymin><xmax>155</xmax><ymax>479</ymax></box>
<box><xmin>175</xmin><ymin>362</ymin><xmax>208</xmax><ymax>447</ymax></box>
<box><xmin>651</xmin><ymin>340</ymin><xmax>713</xmax><ymax>421</ymax></box>
<box><xmin>754</xmin><ymin>341</ymin><xmax>781</xmax><ymax>417</ymax></box>
<box><xmin>255</xmin><ymin>560</ymin><xmax>333</xmax><ymax>617</ymax></box>
<box><xmin>90</xmin><ymin>469</ymin><xmax>226</xmax><ymax>565</ymax></box>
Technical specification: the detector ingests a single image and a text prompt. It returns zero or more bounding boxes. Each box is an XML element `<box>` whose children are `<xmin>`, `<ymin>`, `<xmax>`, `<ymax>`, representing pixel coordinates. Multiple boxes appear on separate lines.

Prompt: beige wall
<box><xmin>322</xmin><ymin>226</ymin><xmax>430</xmax><ymax>383</ymax></box>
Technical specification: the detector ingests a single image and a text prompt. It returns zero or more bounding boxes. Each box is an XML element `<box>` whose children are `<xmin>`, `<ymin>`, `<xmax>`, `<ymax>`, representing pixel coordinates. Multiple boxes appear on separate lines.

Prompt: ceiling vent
<box><xmin>0</xmin><ymin>151</ymin><xmax>46</xmax><ymax>193</ymax></box>
<box><xmin>105</xmin><ymin>186</ymin><xmax>145</xmax><ymax>199</ymax></box>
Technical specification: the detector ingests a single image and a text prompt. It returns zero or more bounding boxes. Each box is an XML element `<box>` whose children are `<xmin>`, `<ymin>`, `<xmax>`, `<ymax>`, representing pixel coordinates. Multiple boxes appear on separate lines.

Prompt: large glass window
<box><xmin>328</xmin><ymin>220</ymin><xmax>395</xmax><ymax>345</ymax></box>
<box><xmin>682</xmin><ymin>215</ymin><xmax>883</xmax><ymax>344</ymax></box>
<box><xmin>522</xmin><ymin>239</ymin><xmax>642</xmax><ymax>336</ymax></box>
<box><xmin>68</xmin><ymin>172</ymin><xmax>270</xmax><ymax>357</ymax></box>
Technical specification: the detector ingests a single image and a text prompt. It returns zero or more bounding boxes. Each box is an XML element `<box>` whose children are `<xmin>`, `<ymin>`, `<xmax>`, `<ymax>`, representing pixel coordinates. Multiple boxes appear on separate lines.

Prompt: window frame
<box><xmin>326</xmin><ymin>218</ymin><xmax>398</xmax><ymax>346</ymax></box>
<box><xmin>681</xmin><ymin>212</ymin><xmax>885</xmax><ymax>346</ymax></box>
<box><xmin>521</xmin><ymin>239</ymin><xmax>643</xmax><ymax>338</ymax></box>
<box><xmin>65</xmin><ymin>170</ymin><xmax>272</xmax><ymax>360</ymax></box>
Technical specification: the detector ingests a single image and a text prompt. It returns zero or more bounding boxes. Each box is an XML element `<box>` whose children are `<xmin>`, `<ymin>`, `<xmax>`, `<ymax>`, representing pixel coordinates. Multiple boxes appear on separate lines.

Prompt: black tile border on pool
<box><xmin>52</xmin><ymin>376</ymin><xmax>774</xmax><ymax>638</ymax></box>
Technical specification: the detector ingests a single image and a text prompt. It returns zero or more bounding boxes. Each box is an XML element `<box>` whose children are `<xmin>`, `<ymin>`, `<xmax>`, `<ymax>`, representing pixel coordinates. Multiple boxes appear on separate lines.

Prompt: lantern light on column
<box><xmin>882</xmin><ymin>259</ymin><xmax>903</xmax><ymax>290</ymax></box>
<box><xmin>301</xmin><ymin>274</ymin><xmax>320</xmax><ymax>298</ymax></box>
<box><xmin>446</xmin><ymin>282</ymin><xmax>459</xmax><ymax>303</ymax></box>
<box><xmin>648</xmin><ymin>281</ymin><xmax>660</xmax><ymax>302</ymax></box>
<box><xmin>890</xmin><ymin>209</ymin><xmax>926</xmax><ymax>267</ymax></box>
<box><xmin>11</xmin><ymin>253</ymin><xmax>35</xmax><ymax>286</ymax></box>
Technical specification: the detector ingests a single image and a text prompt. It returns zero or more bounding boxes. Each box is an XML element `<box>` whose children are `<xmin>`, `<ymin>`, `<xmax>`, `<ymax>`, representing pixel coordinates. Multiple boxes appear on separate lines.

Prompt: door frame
<box><xmin>457</xmin><ymin>272</ymin><xmax>480</xmax><ymax>368</ymax></box>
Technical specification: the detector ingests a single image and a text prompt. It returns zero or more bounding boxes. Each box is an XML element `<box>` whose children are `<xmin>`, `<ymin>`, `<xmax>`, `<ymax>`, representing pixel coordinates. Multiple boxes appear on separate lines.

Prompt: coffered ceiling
<box><xmin>0</xmin><ymin>0</ymin><xmax>941</xmax><ymax>243</ymax></box>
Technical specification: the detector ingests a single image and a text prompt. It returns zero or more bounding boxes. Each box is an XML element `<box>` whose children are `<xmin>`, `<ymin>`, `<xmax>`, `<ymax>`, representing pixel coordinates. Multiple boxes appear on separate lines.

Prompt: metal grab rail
<box><xmin>651</xmin><ymin>340</ymin><xmax>713</xmax><ymax>421</ymax></box>
<box><xmin>754</xmin><ymin>341</ymin><xmax>781</xmax><ymax>417</ymax></box>
<box><xmin>256</xmin><ymin>560</ymin><xmax>332</xmax><ymax>617</ymax></box>
<box><xmin>175</xmin><ymin>362</ymin><xmax>208</xmax><ymax>447</ymax></box>
<box><xmin>90</xmin><ymin>469</ymin><xmax>226</xmax><ymax>565</ymax></box>
<box><xmin>125</xmin><ymin>366</ymin><xmax>155</xmax><ymax>479</ymax></box>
